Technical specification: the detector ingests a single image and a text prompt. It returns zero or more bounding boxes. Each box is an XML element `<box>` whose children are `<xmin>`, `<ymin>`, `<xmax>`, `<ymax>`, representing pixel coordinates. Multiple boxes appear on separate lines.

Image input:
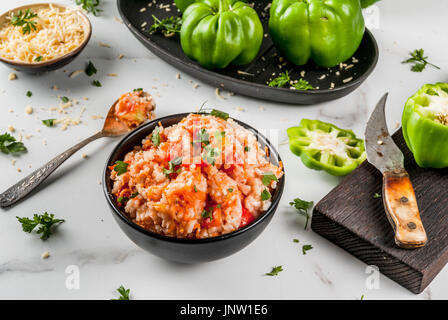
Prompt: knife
<box><xmin>365</xmin><ymin>93</ymin><xmax>427</xmax><ymax>249</ymax></box>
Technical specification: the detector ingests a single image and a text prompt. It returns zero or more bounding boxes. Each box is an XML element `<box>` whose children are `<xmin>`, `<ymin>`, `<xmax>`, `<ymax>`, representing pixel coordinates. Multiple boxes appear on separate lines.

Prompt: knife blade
<box><xmin>365</xmin><ymin>93</ymin><xmax>427</xmax><ymax>249</ymax></box>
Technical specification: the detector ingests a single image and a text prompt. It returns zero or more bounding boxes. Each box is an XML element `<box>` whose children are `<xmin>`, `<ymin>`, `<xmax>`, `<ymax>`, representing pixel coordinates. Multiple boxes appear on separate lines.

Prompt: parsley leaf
<box><xmin>11</xmin><ymin>9</ymin><xmax>37</xmax><ymax>34</ymax></box>
<box><xmin>111</xmin><ymin>285</ymin><xmax>130</xmax><ymax>300</ymax></box>
<box><xmin>26</xmin><ymin>90</ymin><xmax>32</xmax><ymax>97</ymax></box>
<box><xmin>85</xmin><ymin>61</ymin><xmax>97</xmax><ymax>76</ymax></box>
<box><xmin>92</xmin><ymin>80</ymin><xmax>102</xmax><ymax>87</ymax></box>
<box><xmin>269</xmin><ymin>71</ymin><xmax>291</xmax><ymax>88</ymax></box>
<box><xmin>373</xmin><ymin>193</ymin><xmax>382</xmax><ymax>199</ymax></box>
<box><xmin>302</xmin><ymin>244</ymin><xmax>313</xmax><ymax>255</ymax></box>
<box><xmin>163</xmin><ymin>157</ymin><xmax>183</xmax><ymax>177</ymax></box>
<box><xmin>262</xmin><ymin>171</ymin><xmax>278</xmax><ymax>186</ymax></box>
<box><xmin>265</xmin><ymin>266</ymin><xmax>283</xmax><ymax>276</ymax></box>
<box><xmin>151</xmin><ymin>127</ymin><xmax>161</xmax><ymax>147</ymax></box>
<box><xmin>261</xmin><ymin>189</ymin><xmax>271</xmax><ymax>201</ymax></box>
<box><xmin>74</xmin><ymin>0</ymin><xmax>102</xmax><ymax>16</ymax></box>
<box><xmin>16</xmin><ymin>212</ymin><xmax>65</xmax><ymax>240</ymax></box>
<box><xmin>293</xmin><ymin>239</ymin><xmax>299</xmax><ymax>243</ymax></box>
<box><xmin>34</xmin><ymin>56</ymin><xmax>43</xmax><ymax>62</ymax></box>
<box><xmin>193</xmin><ymin>128</ymin><xmax>210</xmax><ymax>145</ymax></box>
<box><xmin>0</xmin><ymin>133</ymin><xmax>27</xmax><ymax>154</ymax></box>
<box><xmin>244</xmin><ymin>146</ymin><xmax>250</xmax><ymax>152</ymax></box>
<box><xmin>402</xmin><ymin>49</ymin><xmax>440</xmax><ymax>72</ymax></box>
<box><xmin>227</xmin><ymin>188</ymin><xmax>233</xmax><ymax>193</ymax></box>
<box><xmin>292</xmin><ymin>79</ymin><xmax>314</xmax><ymax>91</ymax></box>
<box><xmin>201</xmin><ymin>207</ymin><xmax>213</xmax><ymax>221</ymax></box>
<box><xmin>149</xmin><ymin>15</ymin><xmax>182</xmax><ymax>37</ymax></box>
<box><xmin>201</xmin><ymin>145</ymin><xmax>220</xmax><ymax>166</ymax></box>
<box><xmin>42</xmin><ymin>119</ymin><xmax>56</xmax><ymax>127</ymax></box>
<box><xmin>210</xmin><ymin>109</ymin><xmax>229</xmax><ymax>120</ymax></box>
<box><xmin>113</xmin><ymin>161</ymin><xmax>128</xmax><ymax>176</ymax></box>
<box><xmin>60</xmin><ymin>96</ymin><xmax>70</xmax><ymax>103</ymax></box>
<box><xmin>290</xmin><ymin>198</ymin><xmax>313</xmax><ymax>230</ymax></box>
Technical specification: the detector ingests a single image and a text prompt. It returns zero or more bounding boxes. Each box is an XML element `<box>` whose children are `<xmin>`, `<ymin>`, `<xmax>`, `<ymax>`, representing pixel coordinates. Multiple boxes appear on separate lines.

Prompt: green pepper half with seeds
<box><xmin>402</xmin><ymin>83</ymin><xmax>448</xmax><ymax>168</ymax></box>
<box><xmin>287</xmin><ymin>119</ymin><xmax>366</xmax><ymax>176</ymax></box>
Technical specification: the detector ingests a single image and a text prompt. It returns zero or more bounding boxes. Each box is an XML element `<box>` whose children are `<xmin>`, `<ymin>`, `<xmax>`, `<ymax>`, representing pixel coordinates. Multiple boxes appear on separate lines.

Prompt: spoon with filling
<box><xmin>0</xmin><ymin>89</ymin><xmax>156</xmax><ymax>208</ymax></box>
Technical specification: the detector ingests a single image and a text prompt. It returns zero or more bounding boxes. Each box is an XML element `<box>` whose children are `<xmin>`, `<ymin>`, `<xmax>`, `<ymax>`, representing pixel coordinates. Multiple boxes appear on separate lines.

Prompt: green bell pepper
<box><xmin>180</xmin><ymin>0</ymin><xmax>263</xmax><ymax>69</ymax></box>
<box><xmin>269</xmin><ymin>0</ymin><xmax>365</xmax><ymax>68</ymax></box>
<box><xmin>174</xmin><ymin>0</ymin><xmax>195</xmax><ymax>13</ymax></box>
<box><xmin>402</xmin><ymin>83</ymin><xmax>448</xmax><ymax>169</ymax></box>
<box><xmin>287</xmin><ymin>119</ymin><xmax>366</xmax><ymax>176</ymax></box>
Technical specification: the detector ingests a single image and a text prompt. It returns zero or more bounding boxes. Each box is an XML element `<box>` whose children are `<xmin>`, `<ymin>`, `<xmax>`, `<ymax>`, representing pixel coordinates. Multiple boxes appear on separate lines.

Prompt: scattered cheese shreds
<box><xmin>8</xmin><ymin>72</ymin><xmax>17</xmax><ymax>80</ymax></box>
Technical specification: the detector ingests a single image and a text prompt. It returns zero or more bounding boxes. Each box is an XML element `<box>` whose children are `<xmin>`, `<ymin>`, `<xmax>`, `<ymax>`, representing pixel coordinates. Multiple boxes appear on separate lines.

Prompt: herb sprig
<box><xmin>10</xmin><ymin>9</ymin><xmax>38</xmax><ymax>34</ymax></box>
<box><xmin>113</xmin><ymin>161</ymin><xmax>128</xmax><ymax>176</ymax></box>
<box><xmin>16</xmin><ymin>212</ymin><xmax>65</xmax><ymax>240</ymax></box>
<box><xmin>290</xmin><ymin>198</ymin><xmax>314</xmax><ymax>230</ymax></box>
<box><xmin>111</xmin><ymin>285</ymin><xmax>130</xmax><ymax>300</ymax></box>
<box><xmin>269</xmin><ymin>71</ymin><xmax>314</xmax><ymax>90</ymax></box>
<box><xmin>265</xmin><ymin>266</ymin><xmax>283</xmax><ymax>276</ymax></box>
<box><xmin>402</xmin><ymin>49</ymin><xmax>440</xmax><ymax>72</ymax></box>
<box><xmin>0</xmin><ymin>133</ymin><xmax>27</xmax><ymax>154</ymax></box>
<box><xmin>149</xmin><ymin>15</ymin><xmax>182</xmax><ymax>37</ymax></box>
<box><xmin>74</xmin><ymin>0</ymin><xmax>102</xmax><ymax>16</ymax></box>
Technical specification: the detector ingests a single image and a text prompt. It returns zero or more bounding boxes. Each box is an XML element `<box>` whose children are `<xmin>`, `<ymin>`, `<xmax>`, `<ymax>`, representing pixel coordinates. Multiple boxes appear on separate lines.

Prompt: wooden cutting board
<box><xmin>312</xmin><ymin>130</ymin><xmax>448</xmax><ymax>294</ymax></box>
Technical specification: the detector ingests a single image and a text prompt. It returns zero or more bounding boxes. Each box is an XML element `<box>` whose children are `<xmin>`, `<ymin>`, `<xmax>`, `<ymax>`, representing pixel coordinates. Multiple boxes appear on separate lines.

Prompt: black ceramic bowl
<box><xmin>0</xmin><ymin>3</ymin><xmax>91</xmax><ymax>73</ymax></box>
<box><xmin>103</xmin><ymin>113</ymin><xmax>285</xmax><ymax>263</ymax></box>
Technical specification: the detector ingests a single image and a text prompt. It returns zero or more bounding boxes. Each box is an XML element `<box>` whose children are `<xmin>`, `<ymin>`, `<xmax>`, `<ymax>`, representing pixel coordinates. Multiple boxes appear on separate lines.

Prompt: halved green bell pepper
<box><xmin>287</xmin><ymin>119</ymin><xmax>366</xmax><ymax>176</ymax></box>
<box><xmin>269</xmin><ymin>0</ymin><xmax>365</xmax><ymax>68</ymax></box>
<box><xmin>402</xmin><ymin>83</ymin><xmax>448</xmax><ymax>169</ymax></box>
<box><xmin>174</xmin><ymin>0</ymin><xmax>195</xmax><ymax>13</ymax></box>
<box><xmin>180</xmin><ymin>0</ymin><xmax>263</xmax><ymax>69</ymax></box>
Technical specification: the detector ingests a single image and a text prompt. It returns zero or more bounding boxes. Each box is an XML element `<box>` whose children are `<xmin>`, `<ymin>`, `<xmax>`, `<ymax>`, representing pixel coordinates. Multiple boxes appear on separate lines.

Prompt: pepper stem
<box><xmin>219</xmin><ymin>0</ymin><xmax>230</xmax><ymax>12</ymax></box>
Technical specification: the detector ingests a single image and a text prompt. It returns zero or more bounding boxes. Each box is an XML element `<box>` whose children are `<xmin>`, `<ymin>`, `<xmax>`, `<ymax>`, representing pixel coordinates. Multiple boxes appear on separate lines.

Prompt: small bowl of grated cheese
<box><xmin>0</xmin><ymin>3</ymin><xmax>91</xmax><ymax>72</ymax></box>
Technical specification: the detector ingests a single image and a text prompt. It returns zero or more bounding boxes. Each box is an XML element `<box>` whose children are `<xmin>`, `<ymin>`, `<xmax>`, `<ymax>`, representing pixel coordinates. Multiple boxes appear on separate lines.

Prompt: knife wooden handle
<box><xmin>383</xmin><ymin>169</ymin><xmax>427</xmax><ymax>249</ymax></box>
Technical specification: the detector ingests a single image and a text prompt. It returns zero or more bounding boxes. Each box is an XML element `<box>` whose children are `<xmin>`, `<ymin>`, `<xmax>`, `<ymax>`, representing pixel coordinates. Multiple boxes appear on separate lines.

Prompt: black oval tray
<box><xmin>118</xmin><ymin>0</ymin><xmax>379</xmax><ymax>105</ymax></box>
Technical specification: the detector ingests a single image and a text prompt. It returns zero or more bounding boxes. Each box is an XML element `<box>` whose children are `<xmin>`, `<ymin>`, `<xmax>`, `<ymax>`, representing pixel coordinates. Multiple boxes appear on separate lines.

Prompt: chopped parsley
<box><xmin>201</xmin><ymin>207</ymin><xmax>213</xmax><ymax>220</ymax></box>
<box><xmin>42</xmin><ymin>119</ymin><xmax>56</xmax><ymax>127</ymax></box>
<box><xmin>163</xmin><ymin>157</ymin><xmax>183</xmax><ymax>177</ymax></box>
<box><xmin>202</xmin><ymin>145</ymin><xmax>221</xmax><ymax>166</ymax></box>
<box><xmin>0</xmin><ymin>133</ymin><xmax>27</xmax><ymax>154</ymax></box>
<box><xmin>26</xmin><ymin>90</ymin><xmax>32</xmax><ymax>97</ymax></box>
<box><xmin>244</xmin><ymin>146</ymin><xmax>250</xmax><ymax>152</ymax></box>
<box><xmin>227</xmin><ymin>188</ymin><xmax>233</xmax><ymax>193</ymax></box>
<box><xmin>92</xmin><ymin>80</ymin><xmax>102</xmax><ymax>87</ymax></box>
<box><xmin>117</xmin><ymin>196</ymin><xmax>128</xmax><ymax>204</ymax></box>
<box><xmin>149</xmin><ymin>15</ymin><xmax>182</xmax><ymax>37</ymax></box>
<box><xmin>261</xmin><ymin>189</ymin><xmax>271</xmax><ymax>201</ymax></box>
<box><xmin>74</xmin><ymin>0</ymin><xmax>102</xmax><ymax>16</ymax></box>
<box><xmin>113</xmin><ymin>161</ymin><xmax>128</xmax><ymax>176</ymax></box>
<box><xmin>210</xmin><ymin>109</ymin><xmax>229</xmax><ymax>120</ymax></box>
<box><xmin>111</xmin><ymin>285</ymin><xmax>130</xmax><ymax>300</ymax></box>
<box><xmin>11</xmin><ymin>9</ymin><xmax>37</xmax><ymax>34</ymax></box>
<box><xmin>16</xmin><ymin>212</ymin><xmax>65</xmax><ymax>240</ymax></box>
<box><xmin>60</xmin><ymin>96</ymin><xmax>70</xmax><ymax>103</ymax></box>
<box><xmin>402</xmin><ymin>49</ymin><xmax>440</xmax><ymax>72</ymax></box>
<box><xmin>293</xmin><ymin>239</ymin><xmax>299</xmax><ymax>243</ymax></box>
<box><xmin>193</xmin><ymin>128</ymin><xmax>210</xmax><ymax>145</ymax></box>
<box><xmin>262</xmin><ymin>171</ymin><xmax>278</xmax><ymax>186</ymax></box>
<box><xmin>302</xmin><ymin>244</ymin><xmax>313</xmax><ymax>255</ymax></box>
<box><xmin>151</xmin><ymin>127</ymin><xmax>161</xmax><ymax>147</ymax></box>
<box><xmin>34</xmin><ymin>56</ymin><xmax>43</xmax><ymax>62</ymax></box>
<box><xmin>130</xmin><ymin>192</ymin><xmax>139</xmax><ymax>198</ymax></box>
<box><xmin>373</xmin><ymin>193</ymin><xmax>382</xmax><ymax>199</ymax></box>
<box><xmin>265</xmin><ymin>266</ymin><xmax>283</xmax><ymax>276</ymax></box>
<box><xmin>133</xmin><ymin>88</ymin><xmax>143</xmax><ymax>92</ymax></box>
<box><xmin>269</xmin><ymin>71</ymin><xmax>314</xmax><ymax>90</ymax></box>
<box><xmin>85</xmin><ymin>61</ymin><xmax>97</xmax><ymax>76</ymax></box>
<box><xmin>290</xmin><ymin>198</ymin><xmax>313</xmax><ymax>230</ymax></box>
<box><xmin>269</xmin><ymin>71</ymin><xmax>291</xmax><ymax>88</ymax></box>
<box><xmin>193</xmin><ymin>185</ymin><xmax>198</xmax><ymax>192</ymax></box>
<box><xmin>292</xmin><ymin>78</ymin><xmax>314</xmax><ymax>91</ymax></box>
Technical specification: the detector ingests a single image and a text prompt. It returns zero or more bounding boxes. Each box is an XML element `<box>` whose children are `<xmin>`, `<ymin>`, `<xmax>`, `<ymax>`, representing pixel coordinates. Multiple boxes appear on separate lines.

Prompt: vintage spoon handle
<box><xmin>0</xmin><ymin>131</ymin><xmax>104</xmax><ymax>208</ymax></box>
<box><xmin>383</xmin><ymin>169</ymin><xmax>427</xmax><ymax>249</ymax></box>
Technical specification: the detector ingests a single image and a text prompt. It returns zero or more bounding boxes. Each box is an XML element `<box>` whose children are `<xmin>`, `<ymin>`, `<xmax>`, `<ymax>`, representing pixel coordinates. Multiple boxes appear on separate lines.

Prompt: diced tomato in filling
<box><xmin>239</xmin><ymin>207</ymin><xmax>254</xmax><ymax>228</ymax></box>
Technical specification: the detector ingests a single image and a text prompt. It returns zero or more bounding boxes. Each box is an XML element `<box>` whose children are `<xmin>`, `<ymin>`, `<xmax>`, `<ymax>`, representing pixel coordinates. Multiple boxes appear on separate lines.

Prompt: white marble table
<box><xmin>0</xmin><ymin>0</ymin><xmax>446</xmax><ymax>300</ymax></box>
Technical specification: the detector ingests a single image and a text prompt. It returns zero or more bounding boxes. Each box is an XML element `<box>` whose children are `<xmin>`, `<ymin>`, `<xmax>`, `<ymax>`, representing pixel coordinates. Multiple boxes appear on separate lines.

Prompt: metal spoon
<box><xmin>0</xmin><ymin>93</ymin><xmax>155</xmax><ymax>208</ymax></box>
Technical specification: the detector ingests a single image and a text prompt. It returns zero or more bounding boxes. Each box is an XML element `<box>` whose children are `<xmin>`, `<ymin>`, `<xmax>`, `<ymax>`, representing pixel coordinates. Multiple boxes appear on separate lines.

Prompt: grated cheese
<box><xmin>0</xmin><ymin>5</ymin><xmax>87</xmax><ymax>63</ymax></box>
